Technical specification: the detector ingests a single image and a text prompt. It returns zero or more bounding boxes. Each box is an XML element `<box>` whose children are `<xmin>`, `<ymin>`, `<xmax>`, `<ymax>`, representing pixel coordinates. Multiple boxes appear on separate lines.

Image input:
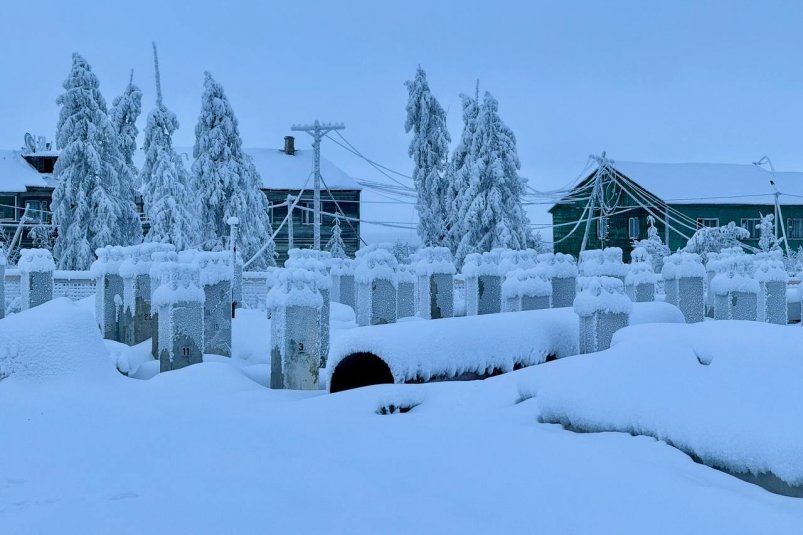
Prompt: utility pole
<box><xmin>286</xmin><ymin>194</ymin><xmax>295</xmax><ymax>251</ymax></box>
<box><xmin>291</xmin><ymin>121</ymin><xmax>345</xmax><ymax>250</ymax></box>
<box><xmin>753</xmin><ymin>156</ymin><xmax>791</xmax><ymax>257</ymax></box>
<box><xmin>580</xmin><ymin>152</ymin><xmax>608</xmax><ymax>254</ymax></box>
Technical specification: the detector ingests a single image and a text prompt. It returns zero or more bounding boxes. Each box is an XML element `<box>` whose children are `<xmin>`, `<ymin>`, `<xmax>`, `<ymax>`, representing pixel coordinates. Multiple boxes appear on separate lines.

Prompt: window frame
<box><xmin>628</xmin><ymin>217</ymin><xmax>640</xmax><ymax>240</ymax></box>
<box><xmin>740</xmin><ymin>218</ymin><xmax>761</xmax><ymax>240</ymax></box>
<box><xmin>788</xmin><ymin>218</ymin><xmax>803</xmax><ymax>240</ymax></box>
<box><xmin>696</xmin><ymin>217</ymin><xmax>719</xmax><ymax>229</ymax></box>
<box><xmin>301</xmin><ymin>202</ymin><xmax>314</xmax><ymax>225</ymax></box>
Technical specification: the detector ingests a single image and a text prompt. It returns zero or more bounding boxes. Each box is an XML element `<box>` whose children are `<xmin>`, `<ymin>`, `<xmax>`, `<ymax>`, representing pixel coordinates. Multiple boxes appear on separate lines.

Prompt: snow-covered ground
<box><xmin>1</xmin><ymin>299</ymin><xmax>802</xmax><ymax>533</ymax></box>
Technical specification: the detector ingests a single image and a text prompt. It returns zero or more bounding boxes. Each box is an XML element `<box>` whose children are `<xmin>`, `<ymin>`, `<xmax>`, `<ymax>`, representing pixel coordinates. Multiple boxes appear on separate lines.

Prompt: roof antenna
<box><xmin>128</xmin><ymin>68</ymin><xmax>134</xmax><ymax>87</ymax></box>
<box><xmin>152</xmin><ymin>42</ymin><xmax>162</xmax><ymax>105</ymax></box>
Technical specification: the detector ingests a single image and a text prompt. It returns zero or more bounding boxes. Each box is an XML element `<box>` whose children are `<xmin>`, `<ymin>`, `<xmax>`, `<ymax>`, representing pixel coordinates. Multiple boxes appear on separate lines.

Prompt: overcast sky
<box><xmin>1</xmin><ymin>0</ymin><xmax>802</xmax><ymax>244</ymax></box>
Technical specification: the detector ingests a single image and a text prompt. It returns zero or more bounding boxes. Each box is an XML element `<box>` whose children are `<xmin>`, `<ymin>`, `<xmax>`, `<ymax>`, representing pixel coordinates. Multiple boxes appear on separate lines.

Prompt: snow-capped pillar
<box><xmin>755</xmin><ymin>255</ymin><xmax>788</xmax><ymax>325</ymax></box>
<box><xmin>18</xmin><ymin>249</ymin><xmax>55</xmax><ymax>311</ymax></box>
<box><xmin>547</xmin><ymin>253</ymin><xmax>578</xmax><ymax>308</ymax></box>
<box><xmin>415</xmin><ymin>247</ymin><xmax>455</xmax><ymax>320</ymax></box>
<box><xmin>153</xmin><ymin>263</ymin><xmax>205</xmax><ymax>372</ymax></box>
<box><xmin>330</xmin><ymin>258</ymin><xmax>356</xmax><ymax>309</ymax></box>
<box><xmin>579</xmin><ymin>248</ymin><xmax>627</xmax><ymax>282</ymax></box>
<box><xmin>193</xmin><ymin>251</ymin><xmax>234</xmax><ymax>357</ymax></box>
<box><xmin>704</xmin><ymin>252</ymin><xmax>722</xmax><ymax>318</ymax></box>
<box><xmin>267</xmin><ymin>268</ymin><xmax>323</xmax><ymax>390</ymax></box>
<box><xmin>355</xmin><ymin>249</ymin><xmax>398</xmax><ymax>326</ymax></box>
<box><xmin>149</xmin><ymin>249</ymin><xmax>179</xmax><ymax>359</ymax></box>
<box><xmin>119</xmin><ymin>245</ymin><xmax>154</xmax><ymax>345</ymax></box>
<box><xmin>0</xmin><ymin>248</ymin><xmax>6</xmax><ymax>319</ymax></box>
<box><xmin>285</xmin><ymin>249</ymin><xmax>332</xmax><ymax>368</ymax></box>
<box><xmin>462</xmin><ymin>252</ymin><xmax>502</xmax><ymax>315</ymax></box>
<box><xmin>677</xmin><ymin>254</ymin><xmax>705</xmax><ymax>323</ymax></box>
<box><xmin>227</xmin><ymin>217</ymin><xmax>243</xmax><ymax>314</ymax></box>
<box><xmin>625</xmin><ymin>247</ymin><xmax>657</xmax><ymax>302</ymax></box>
<box><xmin>574</xmin><ymin>276</ymin><xmax>632</xmax><ymax>354</ymax></box>
<box><xmin>502</xmin><ymin>268</ymin><xmax>552</xmax><ymax>312</ymax></box>
<box><xmin>91</xmin><ymin>246</ymin><xmax>128</xmax><ymax>342</ymax></box>
<box><xmin>396</xmin><ymin>264</ymin><xmax>416</xmax><ymax>319</ymax></box>
<box><xmin>711</xmin><ymin>257</ymin><xmax>759</xmax><ymax>321</ymax></box>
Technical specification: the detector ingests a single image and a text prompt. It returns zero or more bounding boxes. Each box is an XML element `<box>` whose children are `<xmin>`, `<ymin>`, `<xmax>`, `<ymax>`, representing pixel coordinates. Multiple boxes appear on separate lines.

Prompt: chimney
<box><xmin>284</xmin><ymin>135</ymin><xmax>295</xmax><ymax>156</ymax></box>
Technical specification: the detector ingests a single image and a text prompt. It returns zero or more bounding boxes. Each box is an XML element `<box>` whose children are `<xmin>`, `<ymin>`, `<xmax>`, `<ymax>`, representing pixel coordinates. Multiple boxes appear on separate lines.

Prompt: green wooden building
<box><xmin>550</xmin><ymin>160</ymin><xmax>803</xmax><ymax>260</ymax></box>
<box><xmin>0</xmin><ymin>135</ymin><xmax>361</xmax><ymax>262</ymax></box>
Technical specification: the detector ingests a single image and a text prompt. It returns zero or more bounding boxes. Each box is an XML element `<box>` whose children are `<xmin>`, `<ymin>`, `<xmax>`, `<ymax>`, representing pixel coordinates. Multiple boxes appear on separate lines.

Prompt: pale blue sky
<box><xmin>1</xmin><ymin>0</ymin><xmax>802</xmax><ymax>243</ymax></box>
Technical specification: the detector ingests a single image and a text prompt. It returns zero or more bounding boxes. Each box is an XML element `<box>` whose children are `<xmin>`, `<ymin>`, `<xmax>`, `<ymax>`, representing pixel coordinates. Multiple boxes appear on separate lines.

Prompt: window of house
<box><xmin>596</xmin><ymin>217</ymin><xmax>609</xmax><ymax>240</ymax></box>
<box><xmin>696</xmin><ymin>218</ymin><xmax>719</xmax><ymax>229</ymax></box>
<box><xmin>741</xmin><ymin>218</ymin><xmax>761</xmax><ymax>239</ymax></box>
<box><xmin>628</xmin><ymin>217</ymin><xmax>640</xmax><ymax>239</ymax></box>
<box><xmin>25</xmin><ymin>200</ymin><xmax>44</xmax><ymax>223</ymax></box>
<box><xmin>0</xmin><ymin>196</ymin><xmax>15</xmax><ymax>220</ymax></box>
<box><xmin>301</xmin><ymin>202</ymin><xmax>314</xmax><ymax>225</ymax></box>
<box><xmin>789</xmin><ymin>218</ymin><xmax>803</xmax><ymax>239</ymax></box>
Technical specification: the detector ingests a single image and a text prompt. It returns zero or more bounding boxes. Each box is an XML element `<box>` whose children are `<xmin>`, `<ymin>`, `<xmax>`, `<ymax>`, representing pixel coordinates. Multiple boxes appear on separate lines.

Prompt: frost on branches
<box><xmin>445</xmin><ymin>91</ymin><xmax>480</xmax><ymax>255</ymax></box>
<box><xmin>140</xmin><ymin>44</ymin><xmax>199</xmax><ymax>251</ymax></box>
<box><xmin>326</xmin><ymin>216</ymin><xmax>348</xmax><ymax>259</ymax></box>
<box><xmin>632</xmin><ymin>215</ymin><xmax>670</xmax><ymax>272</ymax></box>
<box><xmin>454</xmin><ymin>92</ymin><xmax>533</xmax><ymax>265</ymax></box>
<box><xmin>51</xmin><ymin>53</ymin><xmax>143</xmax><ymax>270</ymax></box>
<box><xmin>758</xmin><ymin>214</ymin><xmax>781</xmax><ymax>253</ymax></box>
<box><xmin>192</xmin><ymin>72</ymin><xmax>274</xmax><ymax>268</ymax></box>
<box><xmin>684</xmin><ymin>221</ymin><xmax>749</xmax><ymax>262</ymax></box>
<box><xmin>405</xmin><ymin>66</ymin><xmax>451</xmax><ymax>247</ymax></box>
<box><xmin>110</xmin><ymin>70</ymin><xmax>143</xmax><ymax>190</ymax></box>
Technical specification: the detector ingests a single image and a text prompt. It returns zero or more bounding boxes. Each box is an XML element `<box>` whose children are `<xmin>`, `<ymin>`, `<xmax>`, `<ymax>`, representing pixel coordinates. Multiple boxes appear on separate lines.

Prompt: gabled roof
<box><xmin>553</xmin><ymin>159</ymin><xmax>803</xmax><ymax>211</ymax></box>
<box><xmin>0</xmin><ymin>145</ymin><xmax>360</xmax><ymax>194</ymax></box>
<box><xmin>0</xmin><ymin>150</ymin><xmax>56</xmax><ymax>192</ymax></box>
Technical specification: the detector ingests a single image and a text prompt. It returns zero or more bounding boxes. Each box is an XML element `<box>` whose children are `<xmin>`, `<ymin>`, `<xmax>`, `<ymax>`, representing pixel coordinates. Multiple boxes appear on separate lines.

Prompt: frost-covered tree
<box><xmin>392</xmin><ymin>239</ymin><xmax>413</xmax><ymax>264</ymax></box>
<box><xmin>110</xmin><ymin>70</ymin><xmax>143</xmax><ymax>188</ymax></box>
<box><xmin>51</xmin><ymin>53</ymin><xmax>142</xmax><ymax>269</ymax></box>
<box><xmin>632</xmin><ymin>215</ymin><xmax>670</xmax><ymax>272</ymax></box>
<box><xmin>405</xmin><ymin>66</ymin><xmax>451</xmax><ymax>247</ymax></box>
<box><xmin>141</xmin><ymin>44</ymin><xmax>199</xmax><ymax>250</ymax></box>
<box><xmin>325</xmin><ymin>215</ymin><xmax>348</xmax><ymax>259</ymax></box>
<box><xmin>192</xmin><ymin>72</ymin><xmax>273</xmax><ymax>267</ymax></box>
<box><xmin>684</xmin><ymin>221</ymin><xmax>749</xmax><ymax>262</ymax></box>
<box><xmin>28</xmin><ymin>223</ymin><xmax>56</xmax><ymax>251</ymax></box>
<box><xmin>454</xmin><ymin>92</ymin><xmax>533</xmax><ymax>265</ymax></box>
<box><xmin>444</xmin><ymin>90</ymin><xmax>480</xmax><ymax>255</ymax></box>
<box><xmin>758</xmin><ymin>213</ymin><xmax>781</xmax><ymax>253</ymax></box>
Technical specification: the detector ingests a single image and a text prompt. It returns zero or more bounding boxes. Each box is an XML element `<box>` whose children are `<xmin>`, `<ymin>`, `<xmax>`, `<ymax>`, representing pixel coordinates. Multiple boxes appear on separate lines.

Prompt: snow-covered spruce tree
<box><xmin>192</xmin><ymin>72</ymin><xmax>274</xmax><ymax>268</ymax></box>
<box><xmin>140</xmin><ymin>44</ymin><xmax>199</xmax><ymax>251</ymax></box>
<box><xmin>454</xmin><ymin>91</ymin><xmax>533</xmax><ymax>265</ymax></box>
<box><xmin>632</xmin><ymin>215</ymin><xmax>670</xmax><ymax>272</ymax></box>
<box><xmin>758</xmin><ymin>213</ymin><xmax>781</xmax><ymax>253</ymax></box>
<box><xmin>392</xmin><ymin>239</ymin><xmax>412</xmax><ymax>264</ymax></box>
<box><xmin>405</xmin><ymin>66</ymin><xmax>451</xmax><ymax>247</ymax></box>
<box><xmin>109</xmin><ymin>70</ymin><xmax>145</xmax><ymax>244</ymax></box>
<box><xmin>444</xmin><ymin>91</ymin><xmax>480</xmax><ymax>255</ymax></box>
<box><xmin>326</xmin><ymin>215</ymin><xmax>348</xmax><ymax>259</ymax></box>
<box><xmin>51</xmin><ymin>53</ymin><xmax>142</xmax><ymax>269</ymax></box>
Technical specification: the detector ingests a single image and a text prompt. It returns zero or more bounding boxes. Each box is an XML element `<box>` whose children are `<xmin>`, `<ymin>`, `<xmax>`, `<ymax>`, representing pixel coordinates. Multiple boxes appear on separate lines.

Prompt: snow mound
<box><xmin>535</xmin><ymin>321</ymin><xmax>803</xmax><ymax>488</ymax></box>
<box><xmin>0</xmin><ymin>298</ymin><xmax>114</xmax><ymax>382</ymax></box>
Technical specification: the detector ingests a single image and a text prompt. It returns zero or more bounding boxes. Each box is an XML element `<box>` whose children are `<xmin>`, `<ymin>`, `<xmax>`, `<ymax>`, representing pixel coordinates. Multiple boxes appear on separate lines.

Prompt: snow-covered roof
<box><xmin>611</xmin><ymin>161</ymin><xmax>803</xmax><ymax>205</ymax></box>
<box><xmin>245</xmin><ymin>148</ymin><xmax>360</xmax><ymax>191</ymax></box>
<box><xmin>0</xmin><ymin>150</ymin><xmax>56</xmax><ymax>192</ymax></box>
<box><xmin>169</xmin><ymin>147</ymin><xmax>361</xmax><ymax>191</ymax></box>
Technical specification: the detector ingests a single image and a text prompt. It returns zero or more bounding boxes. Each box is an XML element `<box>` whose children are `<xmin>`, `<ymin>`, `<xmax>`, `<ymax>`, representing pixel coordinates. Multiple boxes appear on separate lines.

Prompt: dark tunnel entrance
<box><xmin>329</xmin><ymin>352</ymin><xmax>394</xmax><ymax>393</ymax></box>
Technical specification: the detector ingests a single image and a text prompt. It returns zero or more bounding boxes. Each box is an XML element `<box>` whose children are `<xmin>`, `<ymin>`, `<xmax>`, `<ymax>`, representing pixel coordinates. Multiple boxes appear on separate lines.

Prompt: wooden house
<box><xmin>0</xmin><ymin>135</ymin><xmax>361</xmax><ymax>262</ymax></box>
<box><xmin>550</xmin><ymin>160</ymin><xmax>803</xmax><ymax>260</ymax></box>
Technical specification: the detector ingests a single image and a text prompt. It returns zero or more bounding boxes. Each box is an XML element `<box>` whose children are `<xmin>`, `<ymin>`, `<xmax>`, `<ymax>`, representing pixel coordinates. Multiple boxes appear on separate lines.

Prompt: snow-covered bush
<box><xmin>631</xmin><ymin>215</ymin><xmax>669</xmax><ymax>273</ymax></box>
<box><xmin>684</xmin><ymin>221</ymin><xmax>749</xmax><ymax>262</ymax></box>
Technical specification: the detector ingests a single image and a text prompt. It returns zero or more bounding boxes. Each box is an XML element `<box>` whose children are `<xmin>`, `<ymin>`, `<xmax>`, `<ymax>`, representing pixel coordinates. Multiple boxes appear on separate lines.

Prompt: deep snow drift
<box><xmin>1</xmin><ymin>302</ymin><xmax>803</xmax><ymax>533</ymax></box>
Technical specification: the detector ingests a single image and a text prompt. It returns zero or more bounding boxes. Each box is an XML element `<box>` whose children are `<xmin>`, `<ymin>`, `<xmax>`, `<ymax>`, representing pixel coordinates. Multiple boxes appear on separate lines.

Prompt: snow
<box><xmin>462</xmin><ymin>251</ymin><xmax>500</xmax><ymax>277</ymax></box>
<box><xmin>710</xmin><ymin>257</ymin><xmax>760</xmax><ymax>295</ymax></box>
<box><xmin>535</xmin><ymin>320</ymin><xmax>803</xmax><ymax>488</ymax></box>
<box><xmin>414</xmin><ymin>246</ymin><xmax>456</xmax><ymax>276</ymax></box>
<box><xmin>265</xmin><ymin>268</ymin><xmax>323</xmax><ymax>309</ymax></box>
<box><xmin>0</xmin><ymin>149</ymin><xmax>56</xmax><ymax>192</ymax></box>
<box><xmin>0</xmin><ymin>298</ymin><xmax>114</xmax><ymax>381</ymax></box>
<box><xmin>17</xmin><ymin>248</ymin><xmax>56</xmax><ymax>273</ymax></box>
<box><xmin>579</xmin><ymin>248</ymin><xmax>628</xmax><ymax>278</ymax></box>
<box><xmin>192</xmin><ymin>251</ymin><xmax>234</xmax><ymax>286</ymax></box>
<box><xmin>2</xmin><ymin>296</ymin><xmax>801</xmax><ymax>532</ymax></box>
<box><xmin>573</xmin><ymin>276</ymin><xmax>633</xmax><ymax>316</ymax></box>
<box><xmin>501</xmin><ymin>268</ymin><xmax>551</xmax><ymax>299</ymax></box>
<box><xmin>151</xmin><ymin>263</ymin><xmax>205</xmax><ymax>308</ymax></box>
<box><xmin>354</xmin><ymin>248</ymin><xmax>398</xmax><ymax>284</ymax></box>
<box><xmin>244</xmin><ymin>148</ymin><xmax>360</xmax><ymax>190</ymax></box>
<box><xmin>607</xmin><ymin>160</ymin><xmax>803</xmax><ymax>205</ymax></box>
